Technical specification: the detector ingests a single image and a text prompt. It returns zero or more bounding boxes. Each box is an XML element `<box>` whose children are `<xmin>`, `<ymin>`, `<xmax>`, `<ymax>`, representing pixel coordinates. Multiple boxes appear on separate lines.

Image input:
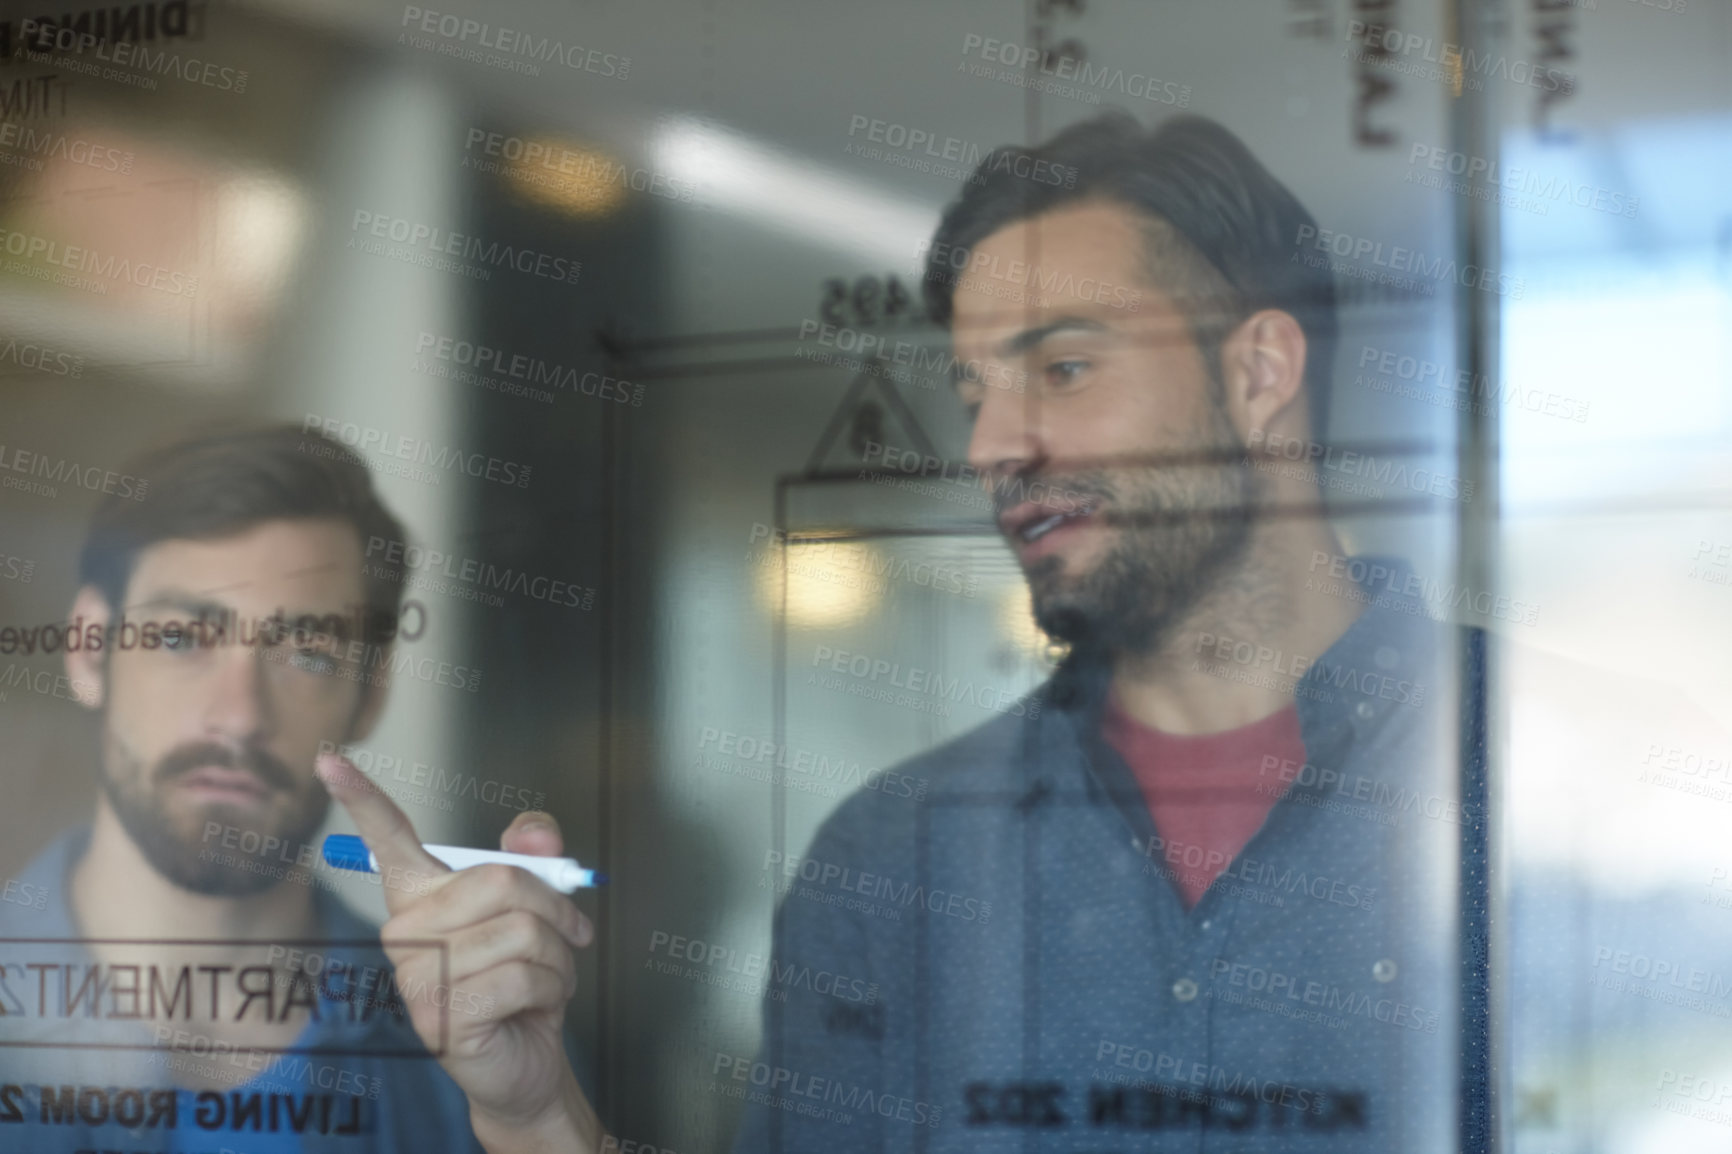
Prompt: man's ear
<box><xmin>65</xmin><ymin>585</ymin><xmax>109</xmax><ymax>710</ymax></box>
<box><xmin>1219</xmin><ymin>309</ymin><xmax>1309</xmax><ymax>443</ymax></box>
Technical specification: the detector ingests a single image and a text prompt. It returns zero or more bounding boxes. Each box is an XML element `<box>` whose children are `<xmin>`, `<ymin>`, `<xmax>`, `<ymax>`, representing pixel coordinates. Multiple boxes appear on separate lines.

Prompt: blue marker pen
<box><xmin>322</xmin><ymin>834</ymin><xmax>607</xmax><ymax>893</ymax></box>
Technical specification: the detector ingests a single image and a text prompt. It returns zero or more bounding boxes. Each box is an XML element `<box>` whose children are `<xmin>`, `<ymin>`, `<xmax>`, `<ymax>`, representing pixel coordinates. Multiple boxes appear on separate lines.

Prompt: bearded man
<box><xmin>734</xmin><ymin>112</ymin><xmax>1461</xmax><ymax>1154</ymax></box>
<box><xmin>0</xmin><ymin>425</ymin><xmax>605</xmax><ymax>1152</ymax></box>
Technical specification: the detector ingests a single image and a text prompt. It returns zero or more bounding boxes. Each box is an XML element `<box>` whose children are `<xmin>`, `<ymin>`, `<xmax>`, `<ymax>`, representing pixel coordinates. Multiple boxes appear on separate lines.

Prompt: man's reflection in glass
<box><xmin>0</xmin><ymin>426</ymin><xmax>603</xmax><ymax>1152</ymax></box>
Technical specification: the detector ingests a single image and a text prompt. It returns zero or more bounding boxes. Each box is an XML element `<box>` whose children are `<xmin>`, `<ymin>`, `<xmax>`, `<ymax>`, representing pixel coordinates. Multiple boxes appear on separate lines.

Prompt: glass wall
<box><xmin>0</xmin><ymin>0</ymin><xmax>1722</xmax><ymax>1150</ymax></box>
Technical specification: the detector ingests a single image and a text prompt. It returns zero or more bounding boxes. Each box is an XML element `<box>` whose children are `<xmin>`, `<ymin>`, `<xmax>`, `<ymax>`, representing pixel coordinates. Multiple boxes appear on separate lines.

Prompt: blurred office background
<box><xmin>1</xmin><ymin>0</ymin><xmax>1729</xmax><ymax>1149</ymax></box>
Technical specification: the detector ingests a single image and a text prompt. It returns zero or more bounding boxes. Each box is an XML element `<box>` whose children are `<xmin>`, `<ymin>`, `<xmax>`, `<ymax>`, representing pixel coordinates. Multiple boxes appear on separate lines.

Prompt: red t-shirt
<box><xmin>1102</xmin><ymin>696</ymin><xmax>1306</xmax><ymax>909</ymax></box>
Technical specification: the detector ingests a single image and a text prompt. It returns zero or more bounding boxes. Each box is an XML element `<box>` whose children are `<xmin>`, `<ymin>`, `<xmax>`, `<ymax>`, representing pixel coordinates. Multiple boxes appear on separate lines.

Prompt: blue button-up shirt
<box><xmin>735</xmin><ymin>558</ymin><xmax>1461</xmax><ymax>1153</ymax></box>
<box><xmin>0</xmin><ymin>826</ymin><xmax>486</xmax><ymax>1153</ymax></box>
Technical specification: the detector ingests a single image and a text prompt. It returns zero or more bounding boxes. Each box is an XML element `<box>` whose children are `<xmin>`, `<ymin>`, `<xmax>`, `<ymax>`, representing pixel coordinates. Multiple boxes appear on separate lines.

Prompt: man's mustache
<box><xmin>990</xmin><ymin>473</ymin><xmax>1115</xmax><ymax>521</ymax></box>
<box><xmin>154</xmin><ymin>742</ymin><xmax>298</xmax><ymax>794</ymax></box>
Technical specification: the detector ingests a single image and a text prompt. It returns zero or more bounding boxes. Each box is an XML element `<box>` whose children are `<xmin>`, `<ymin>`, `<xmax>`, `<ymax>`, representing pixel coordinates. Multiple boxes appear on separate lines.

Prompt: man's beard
<box><xmin>100</xmin><ymin>733</ymin><xmax>330</xmax><ymax>897</ymax></box>
<box><xmin>1011</xmin><ymin>400</ymin><xmax>1257</xmax><ymax>661</ymax></box>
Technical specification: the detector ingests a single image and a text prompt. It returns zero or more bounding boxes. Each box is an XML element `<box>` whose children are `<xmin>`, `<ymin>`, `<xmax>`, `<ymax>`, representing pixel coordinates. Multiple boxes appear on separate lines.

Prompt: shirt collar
<box><xmin>1045</xmin><ymin>553</ymin><xmax>1438</xmax><ymax>788</ymax></box>
<box><xmin>7</xmin><ymin>824</ymin><xmax>414</xmax><ymax>1049</ymax></box>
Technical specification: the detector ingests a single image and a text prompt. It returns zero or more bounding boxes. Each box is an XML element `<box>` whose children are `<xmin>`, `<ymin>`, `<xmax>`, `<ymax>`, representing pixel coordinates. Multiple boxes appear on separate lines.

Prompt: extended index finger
<box><xmin>315</xmin><ymin>751</ymin><xmax>451</xmax><ymax>912</ymax></box>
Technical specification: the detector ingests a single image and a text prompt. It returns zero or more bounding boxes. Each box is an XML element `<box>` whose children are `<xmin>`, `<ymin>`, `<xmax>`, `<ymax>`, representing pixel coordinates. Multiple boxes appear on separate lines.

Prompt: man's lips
<box><xmin>998</xmin><ymin>501</ymin><xmax>1100</xmax><ymax>546</ymax></box>
<box><xmin>174</xmin><ymin>767</ymin><xmax>273</xmax><ymax>800</ymax></box>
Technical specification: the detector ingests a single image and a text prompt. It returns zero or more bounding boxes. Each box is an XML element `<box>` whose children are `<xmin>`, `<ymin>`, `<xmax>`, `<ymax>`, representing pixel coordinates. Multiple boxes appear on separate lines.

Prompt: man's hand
<box><xmin>316</xmin><ymin>752</ymin><xmax>606</xmax><ymax>1153</ymax></box>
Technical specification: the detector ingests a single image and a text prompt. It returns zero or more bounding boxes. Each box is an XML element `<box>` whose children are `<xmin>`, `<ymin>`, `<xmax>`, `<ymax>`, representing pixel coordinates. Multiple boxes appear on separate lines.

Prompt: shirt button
<box><xmin>1356</xmin><ymin>700</ymin><xmax>1376</xmax><ymax>720</ymax></box>
<box><xmin>1373</xmin><ymin>958</ymin><xmax>1398</xmax><ymax>983</ymax></box>
<box><xmin>1172</xmin><ymin>978</ymin><xmax>1199</xmax><ymax>1003</ymax></box>
<box><xmin>1374</xmin><ymin>645</ymin><xmax>1400</xmax><ymax>669</ymax></box>
<box><xmin>1200</xmin><ymin>920</ymin><xmax>1212</xmax><ymax>931</ymax></box>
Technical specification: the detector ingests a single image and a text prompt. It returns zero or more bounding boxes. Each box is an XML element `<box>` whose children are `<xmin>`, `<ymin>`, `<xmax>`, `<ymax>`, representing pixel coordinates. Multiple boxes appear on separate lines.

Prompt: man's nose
<box><xmin>966</xmin><ymin>383</ymin><xmax>1044</xmax><ymax>483</ymax></box>
<box><xmin>202</xmin><ymin>647</ymin><xmax>272</xmax><ymax>743</ymax></box>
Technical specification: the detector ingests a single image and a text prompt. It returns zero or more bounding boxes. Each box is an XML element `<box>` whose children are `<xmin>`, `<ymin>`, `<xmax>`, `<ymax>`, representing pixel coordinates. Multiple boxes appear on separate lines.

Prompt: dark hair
<box><xmin>924</xmin><ymin>111</ymin><xmax>1338</xmax><ymax>440</ymax></box>
<box><xmin>78</xmin><ymin>424</ymin><xmax>409</xmax><ymax>642</ymax></box>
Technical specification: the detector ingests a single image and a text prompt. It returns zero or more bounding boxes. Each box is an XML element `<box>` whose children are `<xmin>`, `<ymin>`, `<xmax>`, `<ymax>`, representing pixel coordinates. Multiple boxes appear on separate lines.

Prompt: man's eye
<box><xmin>161</xmin><ymin>631</ymin><xmax>202</xmax><ymax>653</ymax></box>
<box><xmin>1045</xmin><ymin>359</ymin><xmax>1089</xmax><ymax>388</ymax></box>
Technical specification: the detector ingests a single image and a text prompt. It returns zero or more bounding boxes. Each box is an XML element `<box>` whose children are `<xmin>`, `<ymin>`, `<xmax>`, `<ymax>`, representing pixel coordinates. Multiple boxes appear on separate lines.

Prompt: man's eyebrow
<box><xmin>124</xmin><ymin>592</ymin><xmax>360</xmax><ymax>641</ymax></box>
<box><xmin>126</xmin><ymin>590</ymin><xmax>229</xmax><ymax>617</ymax></box>
<box><xmin>996</xmin><ymin>316</ymin><xmax>1110</xmax><ymax>358</ymax></box>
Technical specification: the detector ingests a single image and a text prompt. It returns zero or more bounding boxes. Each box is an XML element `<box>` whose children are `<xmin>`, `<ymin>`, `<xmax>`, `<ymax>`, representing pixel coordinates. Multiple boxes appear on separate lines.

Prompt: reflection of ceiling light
<box><xmin>503</xmin><ymin>139</ymin><xmax>630</xmax><ymax>217</ymax></box>
<box><xmin>13</xmin><ymin>138</ymin><xmax>306</xmax><ymax>363</ymax></box>
<box><xmin>757</xmin><ymin>541</ymin><xmax>883</xmax><ymax>629</ymax></box>
<box><xmin>215</xmin><ymin>174</ymin><xmax>306</xmax><ymax>313</ymax></box>
<box><xmin>653</xmin><ymin>116</ymin><xmax>933</xmax><ymax>264</ymax></box>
